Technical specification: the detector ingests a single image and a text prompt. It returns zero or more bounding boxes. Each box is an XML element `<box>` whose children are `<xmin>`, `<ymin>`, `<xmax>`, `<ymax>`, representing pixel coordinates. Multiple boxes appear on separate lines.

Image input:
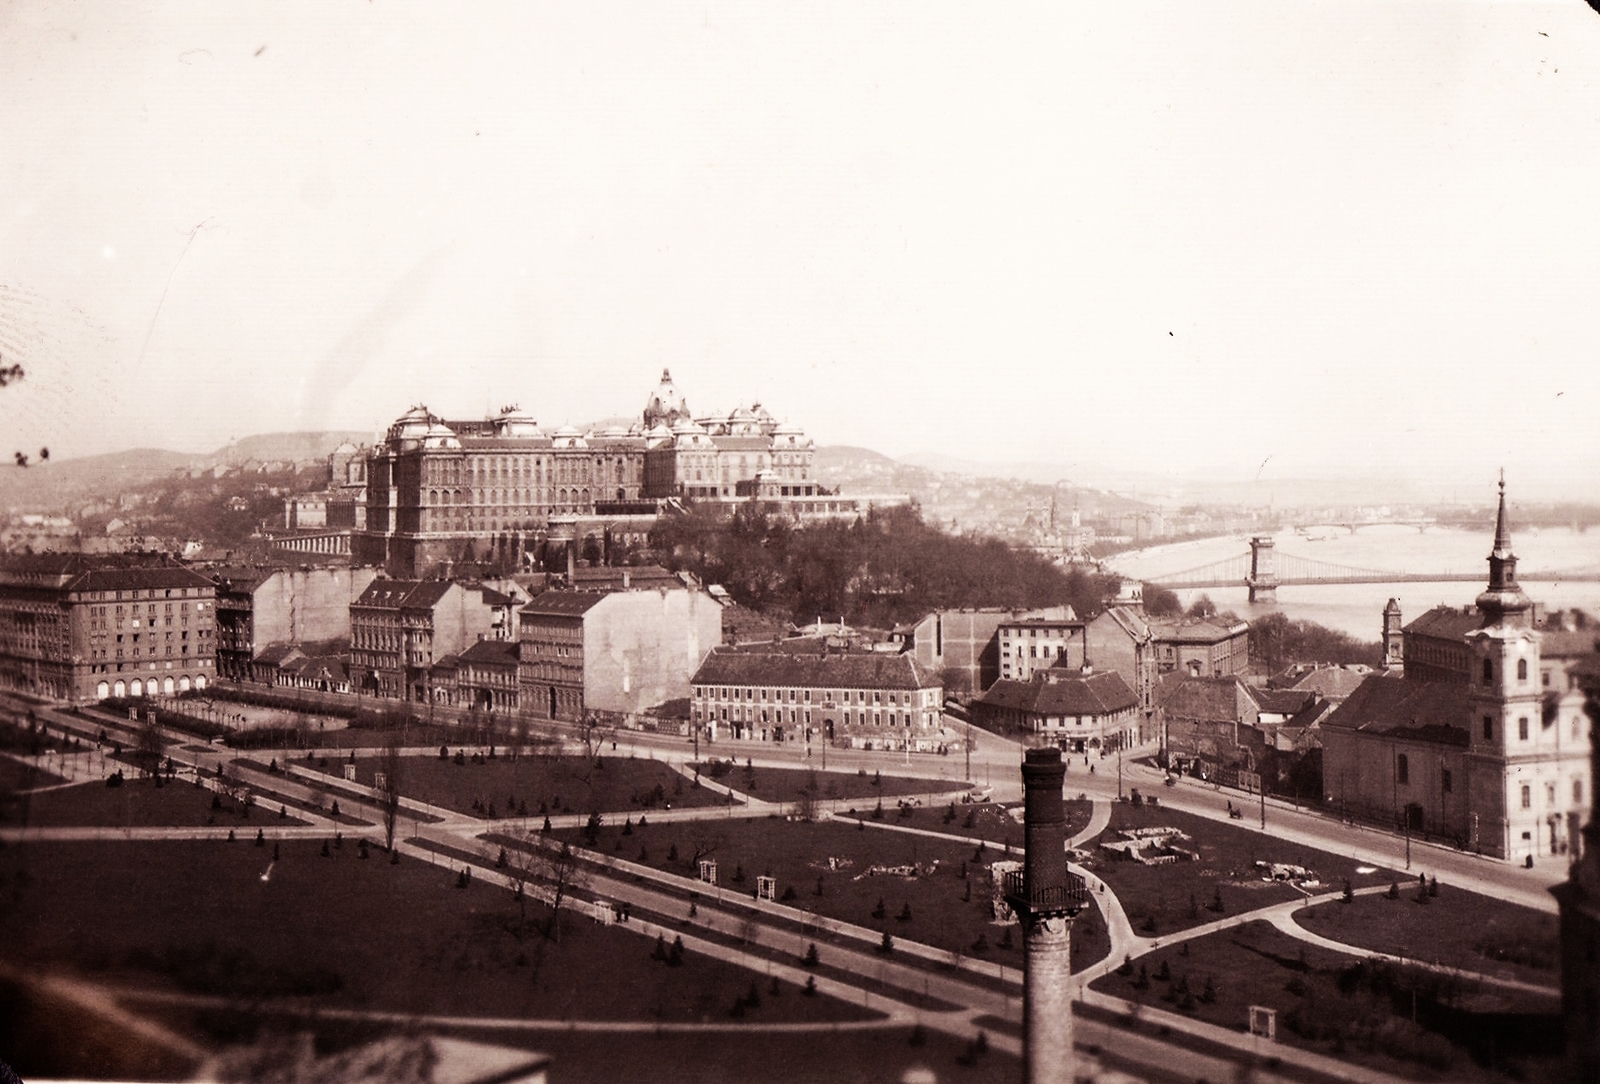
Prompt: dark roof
<box><xmin>1320</xmin><ymin>674</ymin><xmax>1471</xmax><ymax>747</ymax></box>
<box><xmin>691</xmin><ymin>648</ymin><xmax>937</xmax><ymax>690</ymax></box>
<box><xmin>1157</xmin><ymin>675</ymin><xmax>1254</xmax><ymax>722</ymax></box>
<box><xmin>354</xmin><ymin>579</ymin><xmax>456</xmax><ymax>610</ymax></box>
<box><xmin>0</xmin><ymin>554</ymin><xmax>215</xmax><ymax>593</ymax></box>
<box><xmin>1150</xmin><ymin>617</ymin><xmax>1249</xmax><ymax>644</ymax></box>
<box><xmin>976</xmin><ymin>671</ymin><xmax>1137</xmax><ymax>717</ymax></box>
<box><xmin>520</xmin><ymin>592</ymin><xmax>607</xmax><ymax>618</ymax></box>
<box><xmin>1540</xmin><ymin>629</ymin><xmax>1600</xmax><ymax>659</ymax></box>
<box><xmin>1404</xmin><ymin>605</ymin><xmax>1481</xmax><ymax>641</ymax></box>
<box><xmin>569</xmin><ymin>565</ymin><xmax>680</xmax><ymax>590</ymax></box>
<box><xmin>1249</xmin><ymin>688</ymin><xmax>1317</xmax><ymax>715</ymax></box>
<box><xmin>459</xmin><ymin>639</ymin><xmax>520</xmax><ymax>666</ymax></box>
<box><xmin>1272</xmin><ymin>665</ymin><xmax>1373</xmax><ymax>700</ymax></box>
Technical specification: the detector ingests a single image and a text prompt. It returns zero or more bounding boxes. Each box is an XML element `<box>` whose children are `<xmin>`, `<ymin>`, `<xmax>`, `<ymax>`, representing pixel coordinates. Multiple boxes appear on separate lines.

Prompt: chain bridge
<box><xmin>1133</xmin><ymin>537</ymin><xmax>1600</xmax><ymax>602</ymax></box>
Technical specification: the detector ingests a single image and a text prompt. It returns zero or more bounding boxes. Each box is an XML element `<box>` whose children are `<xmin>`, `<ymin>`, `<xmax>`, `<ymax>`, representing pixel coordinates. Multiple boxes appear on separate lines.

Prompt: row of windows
<box><xmin>1482</xmin><ymin>658</ymin><xmax>1531</xmax><ymax>684</ymax></box>
<box><xmin>78</xmin><ymin>588</ymin><xmax>209</xmax><ymax>602</ymax></box>
<box><xmin>694</xmin><ymin>685</ymin><xmax>928</xmax><ymax>707</ymax></box>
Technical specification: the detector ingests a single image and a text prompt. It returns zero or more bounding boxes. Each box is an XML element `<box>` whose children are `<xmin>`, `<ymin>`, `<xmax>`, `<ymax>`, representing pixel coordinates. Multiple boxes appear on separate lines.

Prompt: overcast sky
<box><xmin>3</xmin><ymin>1</ymin><xmax>1598</xmax><ymax>494</ymax></box>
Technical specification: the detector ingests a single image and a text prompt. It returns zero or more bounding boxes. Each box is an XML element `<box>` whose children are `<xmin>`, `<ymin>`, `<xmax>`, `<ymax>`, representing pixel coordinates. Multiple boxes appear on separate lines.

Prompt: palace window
<box><xmin>1521</xmin><ymin>785</ymin><xmax>1531</xmax><ymax>809</ymax></box>
<box><xmin>1396</xmin><ymin>754</ymin><xmax>1409</xmax><ymax>785</ymax></box>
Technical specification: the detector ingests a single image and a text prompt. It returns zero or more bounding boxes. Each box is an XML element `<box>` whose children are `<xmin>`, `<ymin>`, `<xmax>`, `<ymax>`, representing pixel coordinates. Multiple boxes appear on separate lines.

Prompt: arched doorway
<box><xmin>195</xmin><ymin>675</ymin><xmax>207</xmax><ymax>691</ymax></box>
<box><xmin>113</xmin><ymin>680</ymin><xmax>125</xmax><ymax>697</ymax></box>
<box><xmin>163</xmin><ymin>677</ymin><xmax>175</xmax><ymax>695</ymax></box>
<box><xmin>96</xmin><ymin>681</ymin><xmax>109</xmax><ymax>699</ymax></box>
<box><xmin>130</xmin><ymin>679</ymin><xmax>143</xmax><ymax>697</ymax></box>
<box><xmin>178</xmin><ymin>677</ymin><xmax>190</xmax><ymax>692</ymax></box>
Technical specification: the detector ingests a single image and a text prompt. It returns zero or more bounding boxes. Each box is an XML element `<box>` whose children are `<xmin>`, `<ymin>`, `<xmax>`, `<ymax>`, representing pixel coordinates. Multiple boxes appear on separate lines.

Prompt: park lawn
<box><xmin>306</xmin><ymin>752</ymin><xmax>726</xmax><ymax>820</ymax></box>
<box><xmin>1091</xmin><ymin>920</ymin><xmax>1561</xmax><ymax>1084</ymax></box>
<box><xmin>695</xmin><ymin>761</ymin><xmax>970</xmax><ymax>804</ymax></box>
<box><xmin>553</xmin><ymin>815</ymin><xmax>1112</xmax><ymax>974</ymax></box>
<box><xmin>1295</xmin><ymin>886</ymin><xmax>1559</xmax><ymax>990</ymax></box>
<box><xmin>0</xmin><ymin>839</ymin><xmax>871</xmax><ymax>1027</ymax></box>
<box><xmin>838</xmin><ymin>800</ymin><xmax>1095</xmax><ymax>850</ymax></box>
<box><xmin>0</xmin><ymin>756</ymin><xmax>63</xmax><ymax>792</ymax></box>
<box><xmin>18</xmin><ymin>775</ymin><xmax>311</xmax><ymax>828</ymax></box>
<box><xmin>1083</xmin><ymin>801</ymin><xmax>1397</xmax><ymax>936</ymax></box>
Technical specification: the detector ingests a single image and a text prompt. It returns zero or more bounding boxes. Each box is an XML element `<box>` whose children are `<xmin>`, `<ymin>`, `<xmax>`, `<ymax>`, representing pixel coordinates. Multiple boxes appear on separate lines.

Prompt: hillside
<box><xmin>0</xmin><ymin>432</ymin><xmax>368</xmax><ymax>516</ymax></box>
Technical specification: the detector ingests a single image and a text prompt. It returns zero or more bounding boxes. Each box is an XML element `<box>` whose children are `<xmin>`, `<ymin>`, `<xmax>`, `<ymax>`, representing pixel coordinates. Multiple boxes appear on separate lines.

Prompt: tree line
<box><xmin>649</xmin><ymin>504</ymin><xmax>1122</xmax><ymax>629</ymax></box>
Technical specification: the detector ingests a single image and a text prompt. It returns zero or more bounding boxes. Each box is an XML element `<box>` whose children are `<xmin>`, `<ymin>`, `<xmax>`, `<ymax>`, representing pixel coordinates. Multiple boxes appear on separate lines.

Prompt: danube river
<box><xmin>1105</xmin><ymin>524</ymin><xmax>1600</xmax><ymax>643</ymax></box>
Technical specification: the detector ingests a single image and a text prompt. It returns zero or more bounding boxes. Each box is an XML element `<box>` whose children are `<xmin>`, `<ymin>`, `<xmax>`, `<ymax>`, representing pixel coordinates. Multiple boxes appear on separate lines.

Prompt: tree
<box><xmin>135</xmin><ymin>712</ymin><xmax>164</xmax><ymax>779</ymax></box>
<box><xmin>1142</xmin><ymin>582</ymin><xmax>1182</xmax><ymax>617</ymax></box>
<box><xmin>536</xmin><ymin>841</ymin><xmax>586</xmax><ymax>944</ymax></box>
<box><xmin>379</xmin><ymin>733</ymin><xmax>403</xmax><ymax>852</ymax></box>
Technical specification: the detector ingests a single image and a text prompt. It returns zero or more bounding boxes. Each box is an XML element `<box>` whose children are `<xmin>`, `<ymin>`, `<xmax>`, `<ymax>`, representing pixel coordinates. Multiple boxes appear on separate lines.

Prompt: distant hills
<box><xmin>0</xmin><ymin>431</ymin><xmax>368</xmax><ymax>514</ymax></box>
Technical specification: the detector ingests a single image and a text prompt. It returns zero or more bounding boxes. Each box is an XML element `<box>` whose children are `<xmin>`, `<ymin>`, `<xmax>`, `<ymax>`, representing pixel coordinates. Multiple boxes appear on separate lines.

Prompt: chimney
<box><xmin>1007</xmin><ymin>747</ymin><xmax>1087</xmax><ymax>1084</ymax></box>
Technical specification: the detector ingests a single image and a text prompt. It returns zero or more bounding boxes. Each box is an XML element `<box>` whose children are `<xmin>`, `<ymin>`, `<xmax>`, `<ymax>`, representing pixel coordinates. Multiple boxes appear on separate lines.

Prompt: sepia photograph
<box><xmin>2</xmin><ymin>2</ymin><xmax>1599</xmax><ymax>1082</ymax></box>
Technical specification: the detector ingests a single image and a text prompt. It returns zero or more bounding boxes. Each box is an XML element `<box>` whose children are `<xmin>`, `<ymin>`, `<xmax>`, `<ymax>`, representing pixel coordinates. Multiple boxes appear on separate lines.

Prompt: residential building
<box><xmin>1084</xmin><ymin>582</ymin><xmax>1159</xmax><ymax>716</ymax></box>
<box><xmin>971</xmin><ymin>667</ymin><xmax>1140</xmax><ymax>753</ymax></box>
<box><xmin>997</xmin><ymin>608</ymin><xmax>1086</xmax><ymax>683</ymax></box>
<box><xmin>456</xmin><ymin>638</ymin><xmax>521</xmax><ymax>713</ymax></box>
<box><xmin>1149</xmin><ymin>615</ymin><xmax>1250</xmax><ymax>678</ymax></box>
<box><xmin>519</xmin><ymin>581</ymin><xmax>722</xmax><ymax>721</ymax></box>
<box><xmin>689</xmin><ymin>646</ymin><xmax>944</xmax><ymax>751</ymax></box>
<box><xmin>890</xmin><ymin>608</ymin><xmax>1011</xmax><ymax>695</ymax></box>
<box><xmin>212</xmin><ymin>565</ymin><xmax>379</xmax><ymax>682</ymax></box>
<box><xmin>1158</xmin><ymin>674</ymin><xmax>1263</xmax><ymax>777</ymax></box>
<box><xmin>349</xmin><ymin>579</ymin><xmax>507</xmax><ymax>701</ymax></box>
<box><xmin>1552</xmin><ymin>685</ymin><xmax>1600</xmax><ymax>1084</ymax></box>
<box><xmin>1320</xmin><ymin>480</ymin><xmax>1590</xmax><ymax>862</ymax></box>
<box><xmin>0</xmin><ymin>553</ymin><xmax>217</xmax><ymax>700</ymax></box>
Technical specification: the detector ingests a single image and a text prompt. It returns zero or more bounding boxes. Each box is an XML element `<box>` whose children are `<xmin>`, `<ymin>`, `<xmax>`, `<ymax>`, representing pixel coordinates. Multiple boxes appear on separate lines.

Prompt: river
<box><xmin>1105</xmin><ymin>524</ymin><xmax>1600</xmax><ymax>642</ymax></box>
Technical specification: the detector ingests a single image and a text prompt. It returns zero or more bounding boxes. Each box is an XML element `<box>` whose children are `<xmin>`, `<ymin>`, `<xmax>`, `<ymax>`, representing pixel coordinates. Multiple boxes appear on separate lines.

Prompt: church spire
<box><xmin>1476</xmin><ymin>470</ymin><xmax>1531</xmax><ymax>627</ymax></box>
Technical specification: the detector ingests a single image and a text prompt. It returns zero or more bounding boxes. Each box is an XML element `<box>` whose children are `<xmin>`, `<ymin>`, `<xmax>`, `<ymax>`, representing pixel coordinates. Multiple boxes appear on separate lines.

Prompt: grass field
<box><xmin>553</xmin><ymin>815</ymin><xmax>1112</xmax><ymax>973</ymax></box>
<box><xmin>1091</xmin><ymin>919</ymin><xmax>1561</xmax><ymax>1083</ymax></box>
<box><xmin>0</xmin><ymin>756</ymin><xmax>63</xmax><ymax>793</ymax></box>
<box><xmin>1083</xmin><ymin>801</ymin><xmax>1398</xmax><ymax>936</ymax></box>
<box><xmin>17</xmin><ymin>776</ymin><xmax>312</xmax><ymax>829</ymax></box>
<box><xmin>838</xmin><ymin>799</ymin><xmax>1095</xmax><ymax>849</ymax></box>
<box><xmin>1295</xmin><ymin>885</ymin><xmax>1560</xmax><ymax>989</ymax></box>
<box><xmin>695</xmin><ymin>761</ymin><xmax>970</xmax><ymax>804</ymax></box>
<box><xmin>0</xmin><ymin>839</ymin><xmax>872</xmax><ymax>1029</ymax></box>
<box><xmin>307</xmin><ymin>753</ymin><xmax>726</xmax><ymax>819</ymax></box>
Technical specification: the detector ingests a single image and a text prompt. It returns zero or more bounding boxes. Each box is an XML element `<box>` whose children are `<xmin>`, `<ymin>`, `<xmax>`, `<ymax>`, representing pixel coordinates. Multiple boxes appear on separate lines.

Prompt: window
<box><xmin>1518</xmin><ymin>717</ymin><xmax>1529</xmax><ymax>741</ymax></box>
<box><xmin>1483</xmin><ymin>716</ymin><xmax>1494</xmax><ymax>741</ymax></box>
<box><xmin>1521</xmin><ymin>785</ymin><xmax>1531</xmax><ymax>810</ymax></box>
<box><xmin>1396</xmin><ymin>754</ymin><xmax>1409</xmax><ymax>785</ymax></box>
<box><xmin>1517</xmin><ymin>658</ymin><xmax>1528</xmax><ymax>681</ymax></box>
<box><xmin>1482</xmin><ymin>658</ymin><xmax>1493</xmax><ymax>685</ymax></box>
<box><xmin>1441</xmin><ymin>769</ymin><xmax>1452</xmax><ymax>793</ymax></box>
<box><xmin>1547</xmin><ymin>783</ymin><xmax>1557</xmax><ymax>805</ymax></box>
<box><xmin>1577</xmin><ymin>780</ymin><xmax>1585</xmax><ymax>805</ymax></box>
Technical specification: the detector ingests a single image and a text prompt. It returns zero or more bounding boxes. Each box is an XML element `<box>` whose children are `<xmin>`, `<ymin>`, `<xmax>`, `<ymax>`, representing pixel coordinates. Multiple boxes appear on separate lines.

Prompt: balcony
<box><xmin>1002</xmin><ymin>868</ymin><xmax>1088</xmax><ymax>916</ymax></box>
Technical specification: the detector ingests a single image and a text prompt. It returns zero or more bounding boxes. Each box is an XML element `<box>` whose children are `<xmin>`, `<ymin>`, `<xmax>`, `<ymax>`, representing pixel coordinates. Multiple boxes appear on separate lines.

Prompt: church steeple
<box><xmin>1476</xmin><ymin>471</ymin><xmax>1532</xmax><ymax>628</ymax></box>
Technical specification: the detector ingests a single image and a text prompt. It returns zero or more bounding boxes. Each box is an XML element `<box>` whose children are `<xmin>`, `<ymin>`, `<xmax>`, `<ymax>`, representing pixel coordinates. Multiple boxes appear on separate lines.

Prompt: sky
<box><xmin>3</xmin><ymin>1</ymin><xmax>1599</xmax><ymax>496</ymax></box>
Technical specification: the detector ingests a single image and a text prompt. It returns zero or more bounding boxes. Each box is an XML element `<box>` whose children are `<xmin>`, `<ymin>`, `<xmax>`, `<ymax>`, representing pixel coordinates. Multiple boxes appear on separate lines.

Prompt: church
<box><xmin>1319</xmin><ymin>479</ymin><xmax>1591</xmax><ymax>863</ymax></box>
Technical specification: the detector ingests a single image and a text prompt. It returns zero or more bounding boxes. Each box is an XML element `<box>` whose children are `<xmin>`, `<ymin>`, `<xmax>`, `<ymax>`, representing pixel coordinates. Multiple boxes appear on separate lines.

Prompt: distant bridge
<box><xmin>1129</xmin><ymin>537</ymin><xmax>1600</xmax><ymax>602</ymax></box>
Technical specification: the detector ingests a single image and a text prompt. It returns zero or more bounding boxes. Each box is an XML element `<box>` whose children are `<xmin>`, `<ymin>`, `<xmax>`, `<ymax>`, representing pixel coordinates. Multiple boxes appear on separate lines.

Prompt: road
<box><xmin>4</xmin><ymin>693</ymin><xmax>1558</xmax><ymax>1084</ymax></box>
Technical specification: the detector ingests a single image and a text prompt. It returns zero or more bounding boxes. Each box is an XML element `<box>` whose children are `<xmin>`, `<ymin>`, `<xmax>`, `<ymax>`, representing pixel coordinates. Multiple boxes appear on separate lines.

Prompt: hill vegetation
<box><xmin>649</xmin><ymin>503</ymin><xmax>1121</xmax><ymax>629</ymax></box>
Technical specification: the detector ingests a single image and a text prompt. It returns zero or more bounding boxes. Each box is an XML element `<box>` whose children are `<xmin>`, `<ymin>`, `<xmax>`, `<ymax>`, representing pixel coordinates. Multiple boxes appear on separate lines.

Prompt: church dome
<box><xmin>388</xmin><ymin>405</ymin><xmax>437</xmax><ymax>448</ymax></box>
<box><xmin>551</xmin><ymin>424</ymin><xmax>588</xmax><ymax>449</ymax></box>
<box><xmin>421</xmin><ymin>422</ymin><xmax>462</xmax><ymax>450</ymax></box>
<box><xmin>643</xmin><ymin>368</ymin><xmax>691</xmax><ymax>429</ymax></box>
<box><xmin>494</xmin><ymin>404</ymin><xmax>542</xmax><ymax>439</ymax></box>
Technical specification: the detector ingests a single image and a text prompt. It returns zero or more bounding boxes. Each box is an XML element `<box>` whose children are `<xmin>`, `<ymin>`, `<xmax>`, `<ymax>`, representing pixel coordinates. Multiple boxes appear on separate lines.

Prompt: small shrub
<box><xmin>1386</xmin><ymin>880</ymin><xmax>1400</xmax><ymax>900</ymax></box>
<box><xmin>803</xmin><ymin>943</ymin><xmax>819</xmax><ymax>968</ymax></box>
<box><xmin>803</xmin><ymin>976</ymin><xmax>817</xmax><ymax>997</ymax></box>
<box><xmin>879</xmin><ymin>930</ymin><xmax>894</xmax><ymax>954</ymax></box>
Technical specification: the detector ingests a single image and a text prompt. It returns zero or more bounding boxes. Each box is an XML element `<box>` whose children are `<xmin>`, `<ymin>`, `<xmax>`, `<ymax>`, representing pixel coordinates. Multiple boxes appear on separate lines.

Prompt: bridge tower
<box><xmin>1247</xmin><ymin>536</ymin><xmax>1278</xmax><ymax>603</ymax></box>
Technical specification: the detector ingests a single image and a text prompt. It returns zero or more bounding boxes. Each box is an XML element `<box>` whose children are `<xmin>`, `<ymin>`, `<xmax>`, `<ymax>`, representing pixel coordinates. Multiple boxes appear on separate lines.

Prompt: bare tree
<box><xmin>536</xmin><ymin>840</ymin><xmax>585</xmax><ymax>944</ymax></box>
<box><xmin>136</xmin><ymin>712</ymin><xmax>164</xmax><ymax>779</ymax></box>
<box><xmin>378</xmin><ymin>733</ymin><xmax>403</xmax><ymax>851</ymax></box>
<box><xmin>687</xmin><ymin>828</ymin><xmax>726</xmax><ymax>870</ymax></box>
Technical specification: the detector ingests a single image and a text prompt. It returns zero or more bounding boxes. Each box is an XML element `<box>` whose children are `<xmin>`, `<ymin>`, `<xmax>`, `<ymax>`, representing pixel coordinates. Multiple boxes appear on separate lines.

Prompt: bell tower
<box><xmin>1382</xmin><ymin>598</ymin><xmax>1403</xmax><ymax>672</ymax></box>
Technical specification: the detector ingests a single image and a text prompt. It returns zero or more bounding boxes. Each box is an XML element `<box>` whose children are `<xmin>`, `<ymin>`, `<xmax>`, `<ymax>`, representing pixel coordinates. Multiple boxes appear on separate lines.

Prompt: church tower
<box><xmin>1464</xmin><ymin>475</ymin><xmax>1552</xmax><ymax>861</ymax></box>
<box><xmin>1382</xmin><ymin>598</ymin><xmax>1403</xmax><ymax>672</ymax></box>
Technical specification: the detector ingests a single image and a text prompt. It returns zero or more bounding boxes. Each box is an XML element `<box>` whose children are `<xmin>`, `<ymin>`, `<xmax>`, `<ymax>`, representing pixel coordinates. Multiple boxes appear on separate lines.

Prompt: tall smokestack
<box><xmin>1008</xmin><ymin>747</ymin><xmax>1086</xmax><ymax>1084</ymax></box>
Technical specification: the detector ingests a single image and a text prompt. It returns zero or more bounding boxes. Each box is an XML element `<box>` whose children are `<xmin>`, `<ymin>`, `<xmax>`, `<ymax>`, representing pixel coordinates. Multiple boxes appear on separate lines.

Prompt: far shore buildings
<box><xmin>0</xmin><ymin>553</ymin><xmax>217</xmax><ymax>700</ymax></box>
<box><xmin>690</xmin><ymin>644</ymin><xmax>945</xmax><ymax>752</ymax></box>
<box><xmin>1321</xmin><ymin>480</ymin><xmax>1591</xmax><ymax>863</ymax></box>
